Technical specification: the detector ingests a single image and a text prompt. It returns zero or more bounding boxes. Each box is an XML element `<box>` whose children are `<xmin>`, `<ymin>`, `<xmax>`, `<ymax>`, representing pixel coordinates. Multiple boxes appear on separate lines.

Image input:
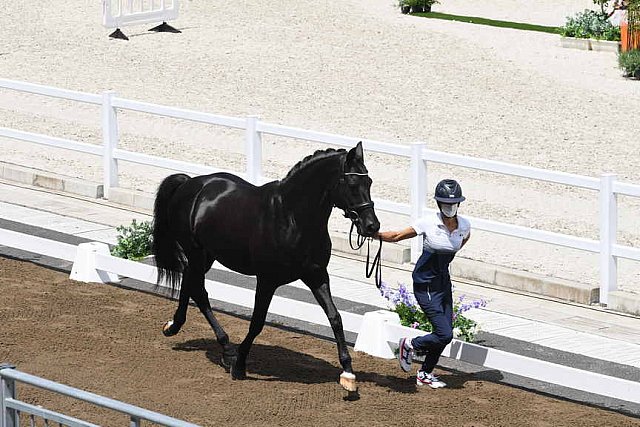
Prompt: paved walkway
<box><xmin>1</xmin><ymin>180</ymin><xmax>640</xmax><ymax>371</ymax></box>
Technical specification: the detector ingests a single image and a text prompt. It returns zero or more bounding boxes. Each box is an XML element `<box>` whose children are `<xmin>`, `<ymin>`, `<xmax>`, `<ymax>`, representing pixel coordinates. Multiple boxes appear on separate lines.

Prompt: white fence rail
<box><xmin>1</xmin><ymin>78</ymin><xmax>639</xmax><ymax>304</ymax></box>
<box><xmin>0</xmin><ymin>230</ymin><xmax>639</xmax><ymax>407</ymax></box>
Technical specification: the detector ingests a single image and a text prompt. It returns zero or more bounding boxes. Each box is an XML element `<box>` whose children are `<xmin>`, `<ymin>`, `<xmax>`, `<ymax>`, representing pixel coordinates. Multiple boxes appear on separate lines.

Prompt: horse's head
<box><xmin>333</xmin><ymin>142</ymin><xmax>380</xmax><ymax>237</ymax></box>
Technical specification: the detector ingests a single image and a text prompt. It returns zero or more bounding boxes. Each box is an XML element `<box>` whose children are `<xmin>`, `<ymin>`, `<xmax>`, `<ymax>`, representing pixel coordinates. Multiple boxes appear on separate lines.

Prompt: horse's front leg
<box><xmin>231</xmin><ymin>280</ymin><xmax>275</xmax><ymax>380</ymax></box>
<box><xmin>304</xmin><ymin>270</ymin><xmax>357</xmax><ymax>393</ymax></box>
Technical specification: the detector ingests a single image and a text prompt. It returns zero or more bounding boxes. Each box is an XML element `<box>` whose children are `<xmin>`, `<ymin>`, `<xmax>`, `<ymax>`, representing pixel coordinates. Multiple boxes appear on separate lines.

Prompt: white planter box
<box><xmin>590</xmin><ymin>39</ymin><xmax>621</xmax><ymax>53</ymax></box>
<box><xmin>560</xmin><ymin>37</ymin><xmax>621</xmax><ymax>53</ymax></box>
<box><xmin>560</xmin><ymin>37</ymin><xmax>591</xmax><ymax>50</ymax></box>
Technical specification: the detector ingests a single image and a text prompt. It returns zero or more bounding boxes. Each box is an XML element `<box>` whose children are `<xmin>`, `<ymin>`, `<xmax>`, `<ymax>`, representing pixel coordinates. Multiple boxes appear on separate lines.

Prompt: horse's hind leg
<box><xmin>186</xmin><ymin>251</ymin><xmax>235</xmax><ymax>369</ymax></box>
<box><xmin>162</xmin><ymin>285</ymin><xmax>189</xmax><ymax>336</ymax></box>
<box><xmin>162</xmin><ymin>252</ymin><xmax>196</xmax><ymax>336</ymax></box>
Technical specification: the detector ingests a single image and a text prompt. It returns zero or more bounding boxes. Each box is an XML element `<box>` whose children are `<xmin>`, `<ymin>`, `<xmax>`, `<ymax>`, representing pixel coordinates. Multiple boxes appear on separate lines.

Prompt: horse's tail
<box><xmin>152</xmin><ymin>173</ymin><xmax>190</xmax><ymax>294</ymax></box>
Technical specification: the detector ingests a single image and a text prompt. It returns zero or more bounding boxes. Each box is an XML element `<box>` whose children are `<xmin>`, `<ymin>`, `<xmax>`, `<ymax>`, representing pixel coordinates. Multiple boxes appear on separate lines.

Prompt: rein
<box><xmin>339</xmin><ymin>170</ymin><xmax>383</xmax><ymax>288</ymax></box>
<box><xmin>348</xmin><ymin>222</ymin><xmax>383</xmax><ymax>289</ymax></box>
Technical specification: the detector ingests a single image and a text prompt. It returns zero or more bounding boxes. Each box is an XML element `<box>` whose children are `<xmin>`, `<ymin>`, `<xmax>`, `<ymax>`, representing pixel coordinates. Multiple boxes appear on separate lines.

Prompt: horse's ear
<box><xmin>347</xmin><ymin>141</ymin><xmax>364</xmax><ymax>163</ymax></box>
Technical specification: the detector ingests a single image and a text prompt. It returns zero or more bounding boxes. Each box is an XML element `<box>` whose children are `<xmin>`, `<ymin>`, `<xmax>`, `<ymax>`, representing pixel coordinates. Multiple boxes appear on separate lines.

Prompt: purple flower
<box><xmin>473</xmin><ymin>299</ymin><xmax>487</xmax><ymax>309</ymax></box>
<box><xmin>383</xmin><ymin>282</ymin><xmax>487</xmax><ymax>314</ymax></box>
<box><xmin>379</xmin><ymin>281</ymin><xmax>392</xmax><ymax>300</ymax></box>
<box><xmin>410</xmin><ymin>321</ymin><xmax>420</xmax><ymax>329</ymax></box>
<box><xmin>459</xmin><ymin>303</ymin><xmax>472</xmax><ymax>313</ymax></box>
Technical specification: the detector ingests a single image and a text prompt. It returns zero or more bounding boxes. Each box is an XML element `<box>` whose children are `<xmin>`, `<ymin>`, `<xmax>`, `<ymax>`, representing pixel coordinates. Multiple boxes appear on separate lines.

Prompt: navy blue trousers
<box><xmin>410</xmin><ymin>277</ymin><xmax>454</xmax><ymax>373</ymax></box>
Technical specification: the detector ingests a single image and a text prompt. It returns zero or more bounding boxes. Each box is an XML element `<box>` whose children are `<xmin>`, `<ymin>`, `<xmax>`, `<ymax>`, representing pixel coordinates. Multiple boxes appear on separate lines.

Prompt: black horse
<box><xmin>152</xmin><ymin>141</ymin><xmax>380</xmax><ymax>391</ymax></box>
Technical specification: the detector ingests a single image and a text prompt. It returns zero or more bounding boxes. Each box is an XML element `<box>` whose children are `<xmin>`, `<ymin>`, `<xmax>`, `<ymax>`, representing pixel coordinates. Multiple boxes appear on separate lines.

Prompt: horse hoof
<box><xmin>339</xmin><ymin>371</ymin><xmax>357</xmax><ymax>392</ymax></box>
<box><xmin>231</xmin><ymin>364</ymin><xmax>247</xmax><ymax>380</ymax></box>
<box><xmin>162</xmin><ymin>320</ymin><xmax>177</xmax><ymax>337</ymax></box>
<box><xmin>343</xmin><ymin>389</ymin><xmax>360</xmax><ymax>401</ymax></box>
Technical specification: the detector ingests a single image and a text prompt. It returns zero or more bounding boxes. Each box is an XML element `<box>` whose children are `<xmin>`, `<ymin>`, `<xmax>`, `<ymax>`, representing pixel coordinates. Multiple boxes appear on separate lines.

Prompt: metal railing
<box><xmin>1</xmin><ymin>78</ymin><xmax>639</xmax><ymax>304</ymax></box>
<box><xmin>0</xmin><ymin>364</ymin><xmax>200</xmax><ymax>427</ymax></box>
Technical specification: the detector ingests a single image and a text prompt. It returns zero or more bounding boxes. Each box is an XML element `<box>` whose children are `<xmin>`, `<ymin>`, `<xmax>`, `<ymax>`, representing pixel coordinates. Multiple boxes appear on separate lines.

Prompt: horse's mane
<box><xmin>281</xmin><ymin>148</ymin><xmax>346</xmax><ymax>183</ymax></box>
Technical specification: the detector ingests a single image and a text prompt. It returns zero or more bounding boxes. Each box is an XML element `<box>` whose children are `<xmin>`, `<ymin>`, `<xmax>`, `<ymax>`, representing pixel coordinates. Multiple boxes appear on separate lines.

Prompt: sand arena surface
<box><xmin>2</xmin><ymin>257</ymin><xmax>640</xmax><ymax>426</ymax></box>
<box><xmin>0</xmin><ymin>0</ymin><xmax>639</xmax><ymax>291</ymax></box>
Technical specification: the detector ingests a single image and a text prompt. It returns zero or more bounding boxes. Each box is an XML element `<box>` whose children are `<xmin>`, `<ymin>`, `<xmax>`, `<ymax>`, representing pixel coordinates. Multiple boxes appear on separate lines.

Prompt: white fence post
<box><xmin>354</xmin><ymin>310</ymin><xmax>401</xmax><ymax>359</ymax></box>
<box><xmin>0</xmin><ymin>364</ymin><xmax>17</xmax><ymax>427</ymax></box>
<box><xmin>70</xmin><ymin>242</ymin><xmax>120</xmax><ymax>284</ymax></box>
<box><xmin>102</xmin><ymin>91</ymin><xmax>119</xmax><ymax>199</ymax></box>
<box><xmin>245</xmin><ymin>115</ymin><xmax>262</xmax><ymax>185</ymax></box>
<box><xmin>410</xmin><ymin>142</ymin><xmax>427</xmax><ymax>263</ymax></box>
<box><xmin>599</xmin><ymin>173</ymin><xmax>618</xmax><ymax>305</ymax></box>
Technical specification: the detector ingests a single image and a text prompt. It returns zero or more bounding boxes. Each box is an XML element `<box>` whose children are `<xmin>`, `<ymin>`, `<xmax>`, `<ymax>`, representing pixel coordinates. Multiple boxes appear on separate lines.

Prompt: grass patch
<box><xmin>413</xmin><ymin>11</ymin><xmax>563</xmax><ymax>34</ymax></box>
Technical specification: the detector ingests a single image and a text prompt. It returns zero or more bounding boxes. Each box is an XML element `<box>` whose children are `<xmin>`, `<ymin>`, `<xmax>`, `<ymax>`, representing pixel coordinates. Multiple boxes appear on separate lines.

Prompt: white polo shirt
<box><xmin>412</xmin><ymin>212</ymin><xmax>471</xmax><ymax>253</ymax></box>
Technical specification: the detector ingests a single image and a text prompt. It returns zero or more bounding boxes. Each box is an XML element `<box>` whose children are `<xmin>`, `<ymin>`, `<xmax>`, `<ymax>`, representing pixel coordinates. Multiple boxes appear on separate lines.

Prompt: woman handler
<box><xmin>376</xmin><ymin>179</ymin><xmax>470</xmax><ymax>388</ymax></box>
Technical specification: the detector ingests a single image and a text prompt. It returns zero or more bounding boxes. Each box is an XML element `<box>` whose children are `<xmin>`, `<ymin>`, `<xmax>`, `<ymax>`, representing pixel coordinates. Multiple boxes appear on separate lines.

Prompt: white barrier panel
<box><xmin>0</xmin><ymin>229</ymin><xmax>77</xmax><ymax>262</ymax></box>
<box><xmin>94</xmin><ymin>253</ymin><xmax>157</xmax><ymax>284</ymax></box>
<box><xmin>70</xmin><ymin>243</ymin><xmax>120</xmax><ymax>283</ymax></box>
<box><xmin>102</xmin><ymin>0</ymin><xmax>180</xmax><ymax>29</ymax></box>
<box><xmin>91</xmin><ymin>252</ymin><xmax>364</xmax><ymax>332</ymax></box>
<box><xmin>380</xmin><ymin>320</ymin><xmax>640</xmax><ymax>405</ymax></box>
<box><xmin>204</xmin><ymin>280</ymin><xmax>364</xmax><ymax>333</ymax></box>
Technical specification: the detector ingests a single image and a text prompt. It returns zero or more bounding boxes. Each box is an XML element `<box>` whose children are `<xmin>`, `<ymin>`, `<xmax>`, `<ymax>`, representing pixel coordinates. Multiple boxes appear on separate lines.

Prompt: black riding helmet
<box><xmin>434</xmin><ymin>179</ymin><xmax>465</xmax><ymax>203</ymax></box>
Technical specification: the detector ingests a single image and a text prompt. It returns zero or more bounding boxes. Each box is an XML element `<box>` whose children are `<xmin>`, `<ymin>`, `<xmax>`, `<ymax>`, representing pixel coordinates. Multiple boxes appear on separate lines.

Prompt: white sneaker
<box><xmin>416</xmin><ymin>370</ymin><xmax>447</xmax><ymax>388</ymax></box>
<box><xmin>397</xmin><ymin>337</ymin><xmax>413</xmax><ymax>372</ymax></box>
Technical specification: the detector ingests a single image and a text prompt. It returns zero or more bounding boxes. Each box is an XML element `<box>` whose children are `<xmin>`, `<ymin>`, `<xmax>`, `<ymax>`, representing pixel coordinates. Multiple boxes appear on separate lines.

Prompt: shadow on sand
<box><xmin>174</xmin><ymin>338</ymin><xmax>423</xmax><ymax>395</ymax></box>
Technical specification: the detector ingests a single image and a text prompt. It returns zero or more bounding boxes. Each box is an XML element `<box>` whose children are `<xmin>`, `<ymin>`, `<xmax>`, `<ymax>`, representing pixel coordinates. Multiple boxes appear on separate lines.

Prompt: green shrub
<box><xmin>619</xmin><ymin>49</ymin><xmax>640</xmax><ymax>77</ymax></box>
<box><xmin>111</xmin><ymin>219</ymin><xmax>153</xmax><ymax>260</ymax></box>
<box><xmin>561</xmin><ymin>9</ymin><xmax>621</xmax><ymax>40</ymax></box>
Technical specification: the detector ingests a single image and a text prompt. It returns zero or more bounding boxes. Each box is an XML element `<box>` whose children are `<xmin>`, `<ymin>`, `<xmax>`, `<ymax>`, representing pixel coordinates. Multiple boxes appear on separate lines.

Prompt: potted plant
<box><xmin>379</xmin><ymin>282</ymin><xmax>487</xmax><ymax>343</ymax></box>
<box><xmin>398</xmin><ymin>0</ymin><xmax>411</xmax><ymax>14</ymax></box>
<box><xmin>110</xmin><ymin>219</ymin><xmax>154</xmax><ymax>261</ymax></box>
<box><xmin>399</xmin><ymin>0</ymin><xmax>439</xmax><ymax>14</ymax></box>
<box><xmin>560</xmin><ymin>9</ymin><xmax>621</xmax><ymax>51</ymax></box>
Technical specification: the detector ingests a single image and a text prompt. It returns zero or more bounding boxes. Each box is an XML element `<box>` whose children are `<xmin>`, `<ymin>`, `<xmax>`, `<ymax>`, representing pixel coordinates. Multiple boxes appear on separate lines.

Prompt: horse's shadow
<box><xmin>434</xmin><ymin>368</ymin><xmax>504</xmax><ymax>389</ymax></box>
<box><xmin>173</xmin><ymin>338</ymin><xmax>417</xmax><ymax>394</ymax></box>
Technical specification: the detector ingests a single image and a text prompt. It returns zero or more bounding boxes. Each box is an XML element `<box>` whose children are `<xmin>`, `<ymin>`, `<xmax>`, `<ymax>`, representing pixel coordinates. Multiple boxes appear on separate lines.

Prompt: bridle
<box><xmin>339</xmin><ymin>172</ymin><xmax>375</xmax><ymax>225</ymax></box>
<box><xmin>337</xmin><ymin>171</ymin><xmax>383</xmax><ymax>289</ymax></box>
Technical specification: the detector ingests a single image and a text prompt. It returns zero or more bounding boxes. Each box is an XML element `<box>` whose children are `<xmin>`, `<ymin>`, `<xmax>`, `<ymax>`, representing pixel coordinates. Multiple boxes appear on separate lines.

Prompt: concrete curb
<box><xmin>109</xmin><ymin>187</ymin><xmax>154</xmax><ymax>211</ymax></box>
<box><xmin>0</xmin><ymin>162</ymin><xmax>103</xmax><ymax>199</ymax></box>
<box><xmin>450</xmin><ymin>258</ymin><xmax>599</xmax><ymax>305</ymax></box>
<box><xmin>609</xmin><ymin>291</ymin><xmax>640</xmax><ymax>316</ymax></box>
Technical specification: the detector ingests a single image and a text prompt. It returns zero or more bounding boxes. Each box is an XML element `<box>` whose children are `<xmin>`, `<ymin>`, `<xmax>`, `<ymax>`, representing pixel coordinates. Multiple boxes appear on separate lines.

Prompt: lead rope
<box><xmin>348</xmin><ymin>222</ymin><xmax>383</xmax><ymax>289</ymax></box>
